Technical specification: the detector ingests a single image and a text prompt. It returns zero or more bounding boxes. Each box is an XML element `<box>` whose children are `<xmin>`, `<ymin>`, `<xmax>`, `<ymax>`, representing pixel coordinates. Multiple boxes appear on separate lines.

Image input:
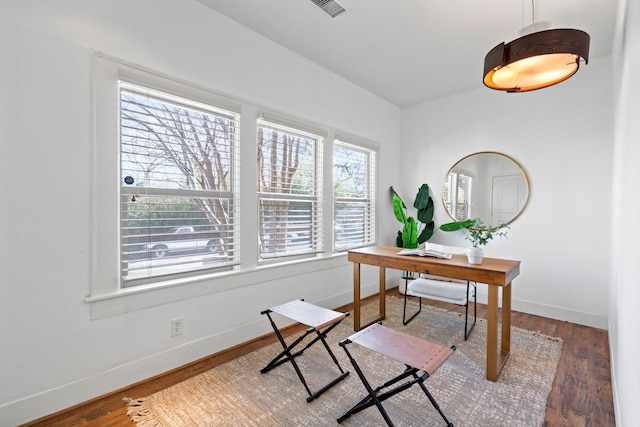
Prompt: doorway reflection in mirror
<box><xmin>442</xmin><ymin>152</ymin><xmax>529</xmax><ymax>227</ymax></box>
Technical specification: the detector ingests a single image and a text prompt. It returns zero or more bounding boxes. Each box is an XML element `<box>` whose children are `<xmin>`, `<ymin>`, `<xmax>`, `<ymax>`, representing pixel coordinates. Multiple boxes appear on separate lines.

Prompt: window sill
<box><xmin>86</xmin><ymin>252</ymin><xmax>350</xmax><ymax>319</ymax></box>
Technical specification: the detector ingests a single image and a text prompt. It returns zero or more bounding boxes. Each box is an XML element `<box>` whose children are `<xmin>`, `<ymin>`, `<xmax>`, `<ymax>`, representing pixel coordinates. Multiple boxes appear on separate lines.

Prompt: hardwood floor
<box><xmin>22</xmin><ymin>288</ymin><xmax>615</xmax><ymax>427</ymax></box>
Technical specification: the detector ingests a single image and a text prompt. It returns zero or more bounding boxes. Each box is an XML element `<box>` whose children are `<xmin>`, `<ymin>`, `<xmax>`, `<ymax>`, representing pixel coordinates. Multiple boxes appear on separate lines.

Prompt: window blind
<box><xmin>443</xmin><ymin>172</ymin><xmax>472</xmax><ymax>221</ymax></box>
<box><xmin>119</xmin><ymin>81</ymin><xmax>240</xmax><ymax>285</ymax></box>
<box><xmin>333</xmin><ymin>140</ymin><xmax>376</xmax><ymax>251</ymax></box>
<box><xmin>257</xmin><ymin>118</ymin><xmax>323</xmax><ymax>259</ymax></box>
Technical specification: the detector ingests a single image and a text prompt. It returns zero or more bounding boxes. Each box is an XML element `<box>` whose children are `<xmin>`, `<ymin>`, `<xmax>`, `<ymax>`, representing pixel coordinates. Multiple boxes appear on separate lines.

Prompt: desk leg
<box><xmin>486</xmin><ymin>285</ymin><xmax>499</xmax><ymax>381</ymax></box>
<box><xmin>379</xmin><ymin>266</ymin><xmax>386</xmax><ymax>323</ymax></box>
<box><xmin>353</xmin><ymin>262</ymin><xmax>361</xmax><ymax>331</ymax></box>
<box><xmin>486</xmin><ymin>283</ymin><xmax>512</xmax><ymax>381</ymax></box>
<box><xmin>502</xmin><ymin>282</ymin><xmax>512</xmax><ymax>358</ymax></box>
<box><xmin>352</xmin><ymin>263</ymin><xmax>385</xmax><ymax>331</ymax></box>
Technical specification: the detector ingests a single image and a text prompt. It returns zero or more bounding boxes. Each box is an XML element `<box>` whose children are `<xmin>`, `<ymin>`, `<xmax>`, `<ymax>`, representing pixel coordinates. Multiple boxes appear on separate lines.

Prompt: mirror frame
<box><xmin>442</xmin><ymin>151</ymin><xmax>530</xmax><ymax>226</ymax></box>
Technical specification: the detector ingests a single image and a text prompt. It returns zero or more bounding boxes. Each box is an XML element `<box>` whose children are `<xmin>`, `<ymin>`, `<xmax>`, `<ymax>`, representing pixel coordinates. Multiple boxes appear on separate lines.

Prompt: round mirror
<box><xmin>442</xmin><ymin>152</ymin><xmax>529</xmax><ymax>227</ymax></box>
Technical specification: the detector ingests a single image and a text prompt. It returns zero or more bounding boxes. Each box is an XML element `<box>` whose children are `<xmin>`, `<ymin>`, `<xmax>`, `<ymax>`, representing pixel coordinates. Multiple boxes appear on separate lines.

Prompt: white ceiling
<box><xmin>196</xmin><ymin>0</ymin><xmax>618</xmax><ymax>107</ymax></box>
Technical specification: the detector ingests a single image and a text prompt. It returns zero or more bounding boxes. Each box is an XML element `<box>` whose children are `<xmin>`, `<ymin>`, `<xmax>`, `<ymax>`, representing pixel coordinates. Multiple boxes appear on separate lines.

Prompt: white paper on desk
<box><xmin>423</xmin><ymin>242</ymin><xmax>466</xmax><ymax>255</ymax></box>
<box><xmin>397</xmin><ymin>242</ymin><xmax>464</xmax><ymax>259</ymax></box>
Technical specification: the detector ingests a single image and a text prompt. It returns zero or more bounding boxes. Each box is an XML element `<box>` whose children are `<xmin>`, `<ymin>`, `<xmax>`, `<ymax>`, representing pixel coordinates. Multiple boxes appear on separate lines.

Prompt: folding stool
<box><xmin>338</xmin><ymin>322</ymin><xmax>455</xmax><ymax>426</ymax></box>
<box><xmin>260</xmin><ymin>299</ymin><xmax>350</xmax><ymax>402</ymax></box>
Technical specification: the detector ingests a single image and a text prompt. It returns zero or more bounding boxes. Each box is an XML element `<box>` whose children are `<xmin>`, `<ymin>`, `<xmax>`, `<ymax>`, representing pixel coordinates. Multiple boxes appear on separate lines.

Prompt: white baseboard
<box><xmin>398</xmin><ymin>279</ymin><xmax>608</xmax><ymax>330</ymax></box>
<box><xmin>608</xmin><ymin>318</ymin><xmax>620</xmax><ymax>427</ymax></box>
<box><xmin>510</xmin><ymin>298</ymin><xmax>608</xmax><ymax>330</ymax></box>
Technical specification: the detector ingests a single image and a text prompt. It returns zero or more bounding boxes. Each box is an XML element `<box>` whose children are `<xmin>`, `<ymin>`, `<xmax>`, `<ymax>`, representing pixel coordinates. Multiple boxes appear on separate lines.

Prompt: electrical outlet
<box><xmin>171</xmin><ymin>317</ymin><xmax>183</xmax><ymax>337</ymax></box>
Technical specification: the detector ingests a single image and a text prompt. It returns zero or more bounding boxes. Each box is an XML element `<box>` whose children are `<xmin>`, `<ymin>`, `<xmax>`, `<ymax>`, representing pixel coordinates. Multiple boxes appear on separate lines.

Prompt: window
<box><xmin>119</xmin><ymin>82</ymin><xmax>239</xmax><ymax>286</ymax></box>
<box><xmin>257</xmin><ymin>118</ymin><xmax>323</xmax><ymax>260</ymax></box>
<box><xmin>443</xmin><ymin>171</ymin><xmax>472</xmax><ymax>221</ymax></box>
<box><xmin>89</xmin><ymin>54</ymin><xmax>380</xmax><ymax>318</ymax></box>
<box><xmin>333</xmin><ymin>140</ymin><xmax>376</xmax><ymax>251</ymax></box>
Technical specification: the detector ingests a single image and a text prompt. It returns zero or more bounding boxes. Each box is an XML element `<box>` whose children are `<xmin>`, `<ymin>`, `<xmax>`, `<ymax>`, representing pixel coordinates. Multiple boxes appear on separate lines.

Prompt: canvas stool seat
<box><xmin>260</xmin><ymin>299</ymin><xmax>349</xmax><ymax>402</ymax></box>
<box><xmin>403</xmin><ymin>274</ymin><xmax>477</xmax><ymax>340</ymax></box>
<box><xmin>338</xmin><ymin>322</ymin><xmax>455</xmax><ymax>426</ymax></box>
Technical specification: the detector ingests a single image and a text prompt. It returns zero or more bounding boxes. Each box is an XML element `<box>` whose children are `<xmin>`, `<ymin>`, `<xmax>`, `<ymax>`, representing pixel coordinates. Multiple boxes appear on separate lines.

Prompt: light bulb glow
<box><xmin>488</xmin><ymin>53</ymin><xmax>579</xmax><ymax>91</ymax></box>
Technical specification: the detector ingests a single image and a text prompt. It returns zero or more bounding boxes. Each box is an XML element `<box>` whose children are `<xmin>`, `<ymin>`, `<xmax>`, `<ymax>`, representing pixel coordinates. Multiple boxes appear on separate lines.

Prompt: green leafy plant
<box><xmin>390</xmin><ymin>184</ymin><xmax>435</xmax><ymax>248</ymax></box>
<box><xmin>439</xmin><ymin>218</ymin><xmax>509</xmax><ymax>247</ymax></box>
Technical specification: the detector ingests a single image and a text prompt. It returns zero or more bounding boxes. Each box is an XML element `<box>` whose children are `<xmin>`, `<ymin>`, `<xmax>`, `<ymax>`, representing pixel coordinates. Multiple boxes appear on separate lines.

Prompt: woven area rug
<box><xmin>126</xmin><ymin>296</ymin><xmax>562</xmax><ymax>426</ymax></box>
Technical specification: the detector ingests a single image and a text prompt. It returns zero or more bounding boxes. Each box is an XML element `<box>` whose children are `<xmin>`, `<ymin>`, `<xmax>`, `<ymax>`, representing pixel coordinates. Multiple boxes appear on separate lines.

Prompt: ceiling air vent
<box><xmin>309</xmin><ymin>0</ymin><xmax>346</xmax><ymax>18</ymax></box>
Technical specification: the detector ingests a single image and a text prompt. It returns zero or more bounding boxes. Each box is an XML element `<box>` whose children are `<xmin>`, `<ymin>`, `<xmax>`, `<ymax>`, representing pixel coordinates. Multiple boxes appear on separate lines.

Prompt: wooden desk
<box><xmin>348</xmin><ymin>245</ymin><xmax>520</xmax><ymax>381</ymax></box>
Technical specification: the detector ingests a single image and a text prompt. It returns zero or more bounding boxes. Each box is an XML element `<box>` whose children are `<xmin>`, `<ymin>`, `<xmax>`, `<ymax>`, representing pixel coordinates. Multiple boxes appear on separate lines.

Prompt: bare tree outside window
<box><xmin>257</xmin><ymin>120</ymin><xmax>321</xmax><ymax>259</ymax></box>
<box><xmin>333</xmin><ymin>141</ymin><xmax>376</xmax><ymax>251</ymax></box>
<box><xmin>119</xmin><ymin>83</ymin><xmax>238</xmax><ymax>283</ymax></box>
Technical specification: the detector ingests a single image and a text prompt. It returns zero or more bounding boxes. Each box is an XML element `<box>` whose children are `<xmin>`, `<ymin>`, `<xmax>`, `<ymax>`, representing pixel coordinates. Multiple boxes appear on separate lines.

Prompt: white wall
<box><xmin>610</xmin><ymin>0</ymin><xmax>640</xmax><ymax>425</ymax></box>
<box><xmin>0</xmin><ymin>0</ymin><xmax>627</xmax><ymax>425</ymax></box>
<box><xmin>400</xmin><ymin>57</ymin><xmax>613</xmax><ymax>328</ymax></box>
<box><xmin>0</xmin><ymin>1</ymin><xmax>400</xmax><ymax>424</ymax></box>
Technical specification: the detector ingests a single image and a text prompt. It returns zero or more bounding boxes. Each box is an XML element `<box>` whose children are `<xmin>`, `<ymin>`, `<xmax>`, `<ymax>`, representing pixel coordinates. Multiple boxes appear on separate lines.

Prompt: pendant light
<box><xmin>483</xmin><ymin>1</ymin><xmax>590</xmax><ymax>93</ymax></box>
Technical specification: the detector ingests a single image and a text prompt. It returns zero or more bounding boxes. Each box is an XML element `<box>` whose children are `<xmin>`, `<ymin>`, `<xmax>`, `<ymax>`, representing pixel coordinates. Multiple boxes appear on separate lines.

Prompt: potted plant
<box><xmin>439</xmin><ymin>218</ymin><xmax>509</xmax><ymax>264</ymax></box>
<box><xmin>390</xmin><ymin>184</ymin><xmax>435</xmax><ymax>249</ymax></box>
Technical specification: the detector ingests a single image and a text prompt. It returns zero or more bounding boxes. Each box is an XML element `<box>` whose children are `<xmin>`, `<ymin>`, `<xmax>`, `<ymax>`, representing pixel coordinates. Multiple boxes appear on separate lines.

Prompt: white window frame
<box><xmin>118</xmin><ymin>82</ymin><xmax>240</xmax><ymax>286</ymax></box>
<box><xmin>444</xmin><ymin>170</ymin><xmax>473</xmax><ymax>221</ymax></box>
<box><xmin>89</xmin><ymin>54</ymin><xmax>251</xmax><ymax>318</ymax></box>
<box><xmin>87</xmin><ymin>53</ymin><xmax>370</xmax><ymax>319</ymax></box>
<box><xmin>332</xmin><ymin>138</ymin><xmax>377</xmax><ymax>251</ymax></box>
<box><xmin>256</xmin><ymin>117</ymin><xmax>324</xmax><ymax>262</ymax></box>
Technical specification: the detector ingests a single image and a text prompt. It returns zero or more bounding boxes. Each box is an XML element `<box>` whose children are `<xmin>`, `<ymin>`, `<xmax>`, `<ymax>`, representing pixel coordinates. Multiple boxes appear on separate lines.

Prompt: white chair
<box><xmin>402</xmin><ymin>274</ymin><xmax>477</xmax><ymax>340</ymax></box>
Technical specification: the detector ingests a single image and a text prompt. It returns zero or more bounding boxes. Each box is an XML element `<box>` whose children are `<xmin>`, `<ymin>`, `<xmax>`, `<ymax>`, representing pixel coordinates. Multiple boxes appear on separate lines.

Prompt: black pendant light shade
<box><xmin>483</xmin><ymin>28</ymin><xmax>590</xmax><ymax>92</ymax></box>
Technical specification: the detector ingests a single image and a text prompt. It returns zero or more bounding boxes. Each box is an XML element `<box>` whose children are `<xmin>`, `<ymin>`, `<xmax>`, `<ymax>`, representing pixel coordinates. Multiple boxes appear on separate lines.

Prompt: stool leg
<box><xmin>305</xmin><ymin>328</ymin><xmax>350</xmax><ymax>403</ymax></box>
<box><xmin>415</xmin><ymin>372</ymin><xmax>454</xmax><ymax>427</ymax></box>
<box><xmin>260</xmin><ymin>311</ymin><xmax>314</xmax><ymax>397</ymax></box>
<box><xmin>338</xmin><ymin>341</ymin><xmax>396</xmax><ymax>426</ymax></box>
<box><xmin>291</xmin><ymin>321</ymin><xmax>350</xmax><ymax>402</ymax></box>
<box><xmin>316</xmin><ymin>328</ymin><xmax>347</xmax><ymax>375</ymax></box>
